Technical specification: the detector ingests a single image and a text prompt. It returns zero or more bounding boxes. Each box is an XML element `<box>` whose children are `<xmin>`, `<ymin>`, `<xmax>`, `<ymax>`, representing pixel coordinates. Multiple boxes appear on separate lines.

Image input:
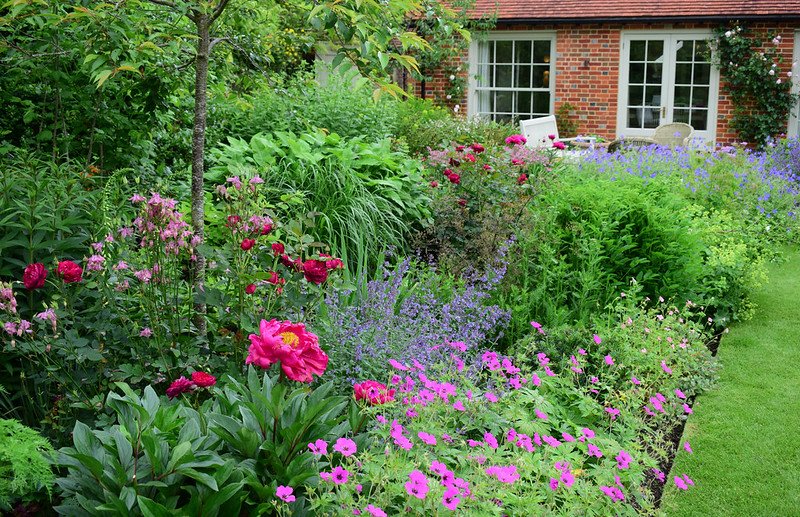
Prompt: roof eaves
<box><xmin>493</xmin><ymin>14</ymin><xmax>800</xmax><ymax>24</ymax></box>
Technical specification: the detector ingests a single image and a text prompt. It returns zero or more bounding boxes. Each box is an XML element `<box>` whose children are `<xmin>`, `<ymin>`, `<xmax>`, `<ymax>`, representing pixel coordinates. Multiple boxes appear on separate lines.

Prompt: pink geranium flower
<box><xmin>276</xmin><ymin>485</ymin><xmax>295</xmax><ymax>502</ymax></box>
<box><xmin>334</xmin><ymin>438</ymin><xmax>357</xmax><ymax>457</ymax></box>
<box><xmin>309</xmin><ymin>439</ymin><xmax>328</xmax><ymax>455</ymax></box>
<box><xmin>332</xmin><ymin>466</ymin><xmax>350</xmax><ymax>485</ymax></box>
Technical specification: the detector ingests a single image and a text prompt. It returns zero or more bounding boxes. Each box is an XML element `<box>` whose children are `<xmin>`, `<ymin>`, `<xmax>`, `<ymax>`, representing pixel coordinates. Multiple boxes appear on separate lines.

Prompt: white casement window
<box><xmin>468</xmin><ymin>32</ymin><xmax>556</xmax><ymax>122</ymax></box>
<box><xmin>789</xmin><ymin>30</ymin><xmax>800</xmax><ymax>138</ymax></box>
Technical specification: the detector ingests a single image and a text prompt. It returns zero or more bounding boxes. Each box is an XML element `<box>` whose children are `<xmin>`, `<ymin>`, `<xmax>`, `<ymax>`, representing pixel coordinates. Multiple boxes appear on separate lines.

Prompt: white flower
<box><xmin>454</xmin><ymin>105</ymin><xmax>460</xmax><ymax>112</ymax></box>
<box><xmin>446</xmin><ymin>94</ymin><xmax>452</xmax><ymax>99</ymax></box>
<box><xmin>789</xmin><ymin>71</ymin><xmax>793</xmax><ymax>77</ymax></box>
<box><xmin>449</xmin><ymin>74</ymin><xmax>455</xmax><ymax>80</ymax></box>
<box><xmin>725</xmin><ymin>30</ymin><xmax>732</xmax><ymax>37</ymax></box>
<box><xmin>769</xmin><ymin>69</ymin><xmax>775</xmax><ymax>75</ymax></box>
<box><xmin>777</xmin><ymin>78</ymin><xmax>782</xmax><ymax>84</ymax></box>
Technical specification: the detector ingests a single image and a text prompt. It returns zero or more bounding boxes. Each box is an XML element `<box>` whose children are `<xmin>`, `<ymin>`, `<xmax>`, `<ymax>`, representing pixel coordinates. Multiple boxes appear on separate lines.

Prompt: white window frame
<box><xmin>467</xmin><ymin>31</ymin><xmax>557</xmax><ymax>121</ymax></box>
<box><xmin>789</xmin><ymin>30</ymin><xmax>800</xmax><ymax>138</ymax></box>
<box><xmin>616</xmin><ymin>30</ymin><xmax>720</xmax><ymax>145</ymax></box>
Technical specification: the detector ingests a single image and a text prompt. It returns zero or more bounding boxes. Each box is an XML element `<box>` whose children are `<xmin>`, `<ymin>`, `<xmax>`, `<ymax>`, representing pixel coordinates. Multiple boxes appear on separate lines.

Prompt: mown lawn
<box><xmin>662</xmin><ymin>246</ymin><xmax>800</xmax><ymax>516</ymax></box>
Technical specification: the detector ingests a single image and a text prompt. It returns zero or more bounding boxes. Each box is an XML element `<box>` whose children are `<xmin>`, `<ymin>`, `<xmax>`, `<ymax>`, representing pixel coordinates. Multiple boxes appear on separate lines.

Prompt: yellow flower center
<box><xmin>279</xmin><ymin>331</ymin><xmax>300</xmax><ymax>348</ymax></box>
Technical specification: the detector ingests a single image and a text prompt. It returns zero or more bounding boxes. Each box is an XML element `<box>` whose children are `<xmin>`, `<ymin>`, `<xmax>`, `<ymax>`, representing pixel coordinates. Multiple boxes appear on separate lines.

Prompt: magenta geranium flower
<box><xmin>246</xmin><ymin>319</ymin><xmax>328</xmax><ymax>382</ymax></box>
<box><xmin>615</xmin><ymin>449</ymin><xmax>632</xmax><ymax>469</ymax></box>
<box><xmin>276</xmin><ymin>485</ymin><xmax>295</xmax><ymax>502</ymax></box>
<box><xmin>418</xmin><ymin>432</ymin><xmax>437</xmax><ymax>446</ymax></box>
<box><xmin>308</xmin><ymin>439</ymin><xmax>328</xmax><ymax>455</ymax></box>
<box><xmin>333</xmin><ymin>438</ymin><xmax>357</xmax><ymax>457</ymax></box>
<box><xmin>354</xmin><ymin>380</ymin><xmax>396</xmax><ymax>405</ymax></box>
<box><xmin>332</xmin><ymin>466</ymin><xmax>349</xmax><ymax>485</ymax></box>
<box><xmin>442</xmin><ymin>486</ymin><xmax>461</xmax><ymax>510</ymax></box>
<box><xmin>364</xmin><ymin>504</ymin><xmax>387</xmax><ymax>517</ymax></box>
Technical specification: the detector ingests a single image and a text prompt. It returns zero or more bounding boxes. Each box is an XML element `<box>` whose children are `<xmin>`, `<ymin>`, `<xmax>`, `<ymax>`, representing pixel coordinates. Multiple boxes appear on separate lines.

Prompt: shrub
<box><xmin>0</xmin><ymin>419</ymin><xmax>55</xmax><ymax>511</ymax></box>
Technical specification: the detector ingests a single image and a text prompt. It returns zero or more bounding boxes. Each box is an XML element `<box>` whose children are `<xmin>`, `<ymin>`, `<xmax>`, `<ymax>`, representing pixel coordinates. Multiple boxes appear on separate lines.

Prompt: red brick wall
<box><xmin>418</xmin><ymin>21</ymin><xmax>799</xmax><ymax>145</ymax></box>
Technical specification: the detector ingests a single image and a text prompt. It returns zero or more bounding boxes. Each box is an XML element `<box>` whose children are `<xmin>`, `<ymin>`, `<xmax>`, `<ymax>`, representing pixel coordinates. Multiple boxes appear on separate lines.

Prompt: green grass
<box><xmin>661</xmin><ymin>246</ymin><xmax>800</xmax><ymax>516</ymax></box>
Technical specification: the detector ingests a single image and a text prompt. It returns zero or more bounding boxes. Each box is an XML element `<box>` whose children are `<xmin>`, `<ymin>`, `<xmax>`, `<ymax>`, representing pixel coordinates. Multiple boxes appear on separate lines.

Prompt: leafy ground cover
<box><xmin>662</xmin><ymin>246</ymin><xmax>800</xmax><ymax>516</ymax></box>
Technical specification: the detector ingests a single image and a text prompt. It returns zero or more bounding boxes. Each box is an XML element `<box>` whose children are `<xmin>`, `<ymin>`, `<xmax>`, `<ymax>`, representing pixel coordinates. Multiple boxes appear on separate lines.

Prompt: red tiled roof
<box><xmin>469</xmin><ymin>1</ymin><xmax>800</xmax><ymax>22</ymax></box>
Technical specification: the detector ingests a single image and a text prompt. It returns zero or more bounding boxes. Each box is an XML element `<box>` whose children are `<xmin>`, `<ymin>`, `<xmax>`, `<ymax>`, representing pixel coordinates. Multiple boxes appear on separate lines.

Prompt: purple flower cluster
<box><xmin>320</xmin><ymin>255</ymin><xmax>511</xmax><ymax>383</ymax></box>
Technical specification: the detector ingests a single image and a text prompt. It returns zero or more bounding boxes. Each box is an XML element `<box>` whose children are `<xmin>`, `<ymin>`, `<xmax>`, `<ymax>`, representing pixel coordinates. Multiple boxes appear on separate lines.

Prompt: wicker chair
<box><xmin>607</xmin><ymin>122</ymin><xmax>694</xmax><ymax>153</ymax></box>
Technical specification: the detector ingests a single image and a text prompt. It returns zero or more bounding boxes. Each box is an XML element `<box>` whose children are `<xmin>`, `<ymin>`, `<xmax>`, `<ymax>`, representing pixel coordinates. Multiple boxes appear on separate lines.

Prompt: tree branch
<box><xmin>143</xmin><ymin>0</ymin><xmax>175</xmax><ymax>7</ymax></box>
<box><xmin>210</xmin><ymin>0</ymin><xmax>231</xmax><ymax>24</ymax></box>
<box><xmin>208</xmin><ymin>37</ymin><xmax>228</xmax><ymax>53</ymax></box>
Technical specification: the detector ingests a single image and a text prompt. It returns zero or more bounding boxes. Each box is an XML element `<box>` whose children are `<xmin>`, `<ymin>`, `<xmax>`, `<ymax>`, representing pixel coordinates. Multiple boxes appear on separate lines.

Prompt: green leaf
<box><xmin>137</xmin><ymin>495</ymin><xmax>173</xmax><ymax>517</ymax></box>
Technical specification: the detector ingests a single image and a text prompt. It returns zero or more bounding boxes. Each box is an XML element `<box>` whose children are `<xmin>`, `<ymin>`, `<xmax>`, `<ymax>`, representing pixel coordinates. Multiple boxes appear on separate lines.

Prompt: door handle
<box><xmin>661</xmin><ymin>106</ymin><xmax>666</xmax><ymax>118</ymax></box>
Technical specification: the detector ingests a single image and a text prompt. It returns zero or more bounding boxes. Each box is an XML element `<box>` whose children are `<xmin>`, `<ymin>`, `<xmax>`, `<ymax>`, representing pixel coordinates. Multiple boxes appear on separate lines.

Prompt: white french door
<box><xmin>790</xmin><ymin>30</ymin><xmax>799</xmax><ymax>138</ymax></box>
<box><xmin>618</xmin><ymin>32</ymin><xmax>719</xmax><ymax>144</ymax></box>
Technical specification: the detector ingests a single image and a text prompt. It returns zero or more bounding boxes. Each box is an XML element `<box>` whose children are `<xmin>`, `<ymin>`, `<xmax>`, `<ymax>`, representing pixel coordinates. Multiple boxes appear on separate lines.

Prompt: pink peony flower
<box><xmin>246</xmin><ymin>319</ymin><xmax>329</xmax><ymax>382</ymax></box>
<box><xmin>354</xmin><ymin>380</ymin><xmax>396</xmax><ymax>405</ymax></box>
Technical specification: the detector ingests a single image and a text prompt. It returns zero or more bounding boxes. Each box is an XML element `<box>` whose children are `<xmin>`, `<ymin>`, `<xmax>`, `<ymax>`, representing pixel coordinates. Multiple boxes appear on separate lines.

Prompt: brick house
<box><xmin>410</xmin><ymin>1</ymin><xmax>800</xmax><ymax>145</ymax></box>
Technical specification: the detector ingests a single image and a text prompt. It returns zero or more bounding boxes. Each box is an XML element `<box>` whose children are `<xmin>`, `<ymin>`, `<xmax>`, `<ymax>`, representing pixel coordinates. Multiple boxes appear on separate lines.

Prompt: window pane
<box><xmin>533</xmin><ymin>41</ymin><xmax>551</xmax><ymax>64</ymax></box>
<box><xmin>515</xmin><ymin>41</ymin><xmax>532</xmax><ymax>64</ymax></box>
<box><xmin>673</xmin><ymin>109</ymin><xmax>690</xmax><ymax>124</ymax></box>
<box><xmin>532</xmin><ymin>66</ymin><xmax>549</xmax><ymax>88</ymax></box>
<box><xmin>628</xmin><ymin>108</ymin><xmax>643</xmax><ymax>128</ymax></box>
<box><xmin>517</xmin><ymin>91</ymin><xmax>532</xmax><ymax>114</ymax></box>
<box><xmin>644</xmin><ymin>108</ymin><xmax>660</xmax><ymax>128</ymax></box>
<box><xmin>629</xmin><ymin>63</ymin><xmax>645</xmax><ymax>83</ymax></box>
<box><xmin>691</xmin><ymin>109</ymin><xmax>708</xmax><ymax>131</ymax></box>
<box><xmin>646</xmin><ymin>40</ymin><xmax>664</xmax><ymax>61</ymax></box>
<box><xmin>646</xmin><ymin>63</ymin><xmax>662</xmax><ymax>83</ymax></box>
<box><xmin>533</xmin><ymin>92</ymin><xmax>550</xmax><ymax>114</ymax></box>
<box><xmin>517</xmin><ymin>65</ymin><xmax>532</xmax><ymax>88</ymax></box>
<box><xmin>692</xmin><ymin>86</ymin><xmax>709</xmax><ymax>108</ymax></box>
<box><xmin>495</xmin><ymin>91</ymin><xmax>513</xmax><ymax>112</ymax></box>
<box><xmin>495</xmin><ymin>65</ymin><xmax>512</xmax><ymax>87</ymax></box>
<box><xmin>496</xmin><ymin>41</ymin><xmax>513</xmax><ymax>63</ymax></box>
<box><xmin>628</xmin><ymin>85</ymin><xmax>644</xmax><ymax>106</ymax></box>
<box><xmin>674</xmin><ymin>86</ymin><xmax>691</xmax><ymax>107</ymax></box>
<box><xmin>675</xmin><ymin>63</ymin><xmax>692</xmax><ymax>85</ymax></box>
<box><xmin>630</xmin><ymin>40</ymin><xmax>646</xmax><ymax>61</ymax></box>
<box><xmin>694</xmin><ymin>64</ymin><xmax>711</xmax><ymax>85</ymax></box>
<box><xmin>694</xmin><ymin>40</ymin><xmax>708</xmax><ymax>61</ymax></box>
<box><xmin>496</xmin><ymin>113</ymin><xmax>512</xmax><ymax>124</ymax></box>
<box><xmin>675</xmin><ymin>40</ymin><xmax>693</xmax><ymax>61</ymax></box>
<box><xmin>645</xmin><ymin>86</ymin><xmax>661</xmax><ymax>106</ymax></box>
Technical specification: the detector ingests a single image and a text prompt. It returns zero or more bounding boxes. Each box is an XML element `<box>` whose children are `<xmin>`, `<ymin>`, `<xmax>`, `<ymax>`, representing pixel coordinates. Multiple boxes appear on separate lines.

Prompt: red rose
<box><xmin>23</xmin><ymin>263</ymin><xmax>47</xmax><ymax>290</ymax></box>
<box><xmin>457</xmin><ymin>199</ymin><xmax>467</xmax><ymax>207</ymax></box>
<box><xmin>261</xmin><ymin>223</ymin><xmax>273</xmax><ymax>236</ymax></box>
<box><xmin>56</xmin><ymin>261</ymin><xmax>83</xmax><ymax>283</ymax></box>
<box><xmin>325</xmin><ymin>257</ymin><xmax>344</xmax><ymax>270</ymax></box>
<box><xmin>470</xmin><ymin>143</ymin><xmax>485</xmax><ymax>153</ymax></box>
<box><xmin>302</xmin><ymin>260</ymin><xmax>328</xmax><ymax>284</ymax></box>
<box><xmin>165</xmin><ymin>376</ymin><xmax>194</xmax><ymax>399</ymax></box>
<box><xmin>279</xmin><ymin>254</ymin><xmax>302</xmax><ymax>272</ymax></box>
<box><xmin>272</xmin><ymin>242</ymin><xmax>285</xmax><ymax>255</ymax></box>
<box><xmin>245</xmin><ymin>283</ymin><xmax>256</xmax><ymax>294</ymax></box>
<box><xmin>448</xmin><ymin>173</ymin><xmax>461</xmax><ymax>184</ymax></box>
<box><xmin>455</xmin><ymin>145</ymin><xmax>465</xmax><ymax>152</ymax></box>
<box><xmin>517</xmin><ymin>174</ymin><xmax>528</xmax><ymax>185</ymax></box>
<box><xmin>449</xmin><ymin>158</ymin><xmax>461</xmax><ymax>167</ymax></box>
<box><xmin>266</xmin><ymin>271</ymin><xmax>285</xmax><ymax>285</ymax></box>
<box><xmin>227</xmin><ymin>215</ymin><xmax>241</xmax><ymax>225</ymax></box>
<box><xmin>241</xmin><ymin>238</ymin><xmax>255</xmax><ymax>251</ymax></box>
<box><xmin>191</xmin><ymin>371</ymin><xmax>216</xmax><ymax>388</ymax></box>
<box><xmin>430</xmin><ymin>181</ymin><xmax>438</xmax><ymax>187</ymax></box>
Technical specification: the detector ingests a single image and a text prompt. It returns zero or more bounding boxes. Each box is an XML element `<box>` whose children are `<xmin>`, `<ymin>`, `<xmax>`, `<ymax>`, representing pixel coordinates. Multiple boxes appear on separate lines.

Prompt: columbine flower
<box><xmin>246</xmin><ymin>319</ymin><xmax>328</xmax><ymax>382</ymax></box>
<box><xmin>139</xmin><ymin>327</ymin><xmax>153</xmax><ymax>338</ymax></box>
<box><xmin>86</xmin><ymin>255</ymin><xmax>105</xmax><ymax>271</ymax></box>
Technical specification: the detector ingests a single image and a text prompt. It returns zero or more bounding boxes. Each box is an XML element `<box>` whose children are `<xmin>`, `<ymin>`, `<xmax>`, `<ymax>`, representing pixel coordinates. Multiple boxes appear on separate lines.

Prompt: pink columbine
<box><xmin>140</xmin><ymin>327</ymin><xmax>153</xmax><ymax>338</ymax></box>
<box><xmin>276</xmin><ymin>485</ymin><xmax>295</xmax><ymax>503</ymax></box>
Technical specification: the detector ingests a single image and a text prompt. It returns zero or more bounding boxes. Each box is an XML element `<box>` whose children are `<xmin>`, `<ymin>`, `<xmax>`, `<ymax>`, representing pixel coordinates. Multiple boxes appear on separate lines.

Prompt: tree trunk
<box><xmin>191</xmin><ymin>12</ymin><xmax>210</xmax><ymax>336</ymax></box>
